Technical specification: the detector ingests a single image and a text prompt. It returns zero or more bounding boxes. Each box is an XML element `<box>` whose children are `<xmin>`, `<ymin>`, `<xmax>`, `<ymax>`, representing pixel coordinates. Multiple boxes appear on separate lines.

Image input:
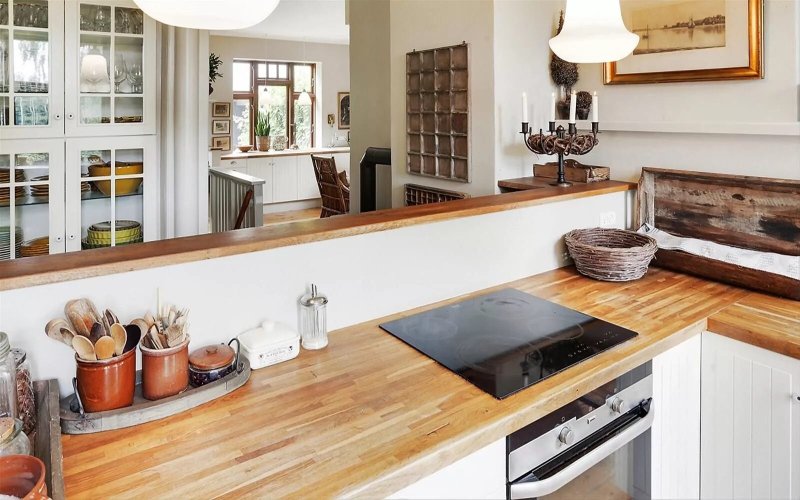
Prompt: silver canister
<box><xmin>299</xmin><ymin>284</ymin><xmax>329</xmax><ymax>350</ymax></box>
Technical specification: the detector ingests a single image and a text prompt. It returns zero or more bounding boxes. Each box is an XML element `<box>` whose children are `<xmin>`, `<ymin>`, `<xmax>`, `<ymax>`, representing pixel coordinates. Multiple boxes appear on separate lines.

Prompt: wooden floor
<box><xmin>263</xmin><ymin>207</ymin><xmax>321</xmax><ymax>226</ymax></box>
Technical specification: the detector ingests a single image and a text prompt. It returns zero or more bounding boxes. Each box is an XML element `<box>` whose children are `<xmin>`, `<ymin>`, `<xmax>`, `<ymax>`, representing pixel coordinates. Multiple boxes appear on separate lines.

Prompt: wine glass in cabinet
<box><xmin>0</xmin><ymin>0</ymin><xmax>65</xmax><ymax>139</ymax></box>
<box><xmin>0</xmin><ymin>138</ymin><xmax>65</xmax><ymax>260</ymax></box>
<box><xmin>64</xmin><ymin>0</ymin><xmax>155</xmax><ymax>137</ymax></box>
<box><xmin>65</xmin><ymin>135</ymin><xmax>157</xmax><ymax>252</ymax></box>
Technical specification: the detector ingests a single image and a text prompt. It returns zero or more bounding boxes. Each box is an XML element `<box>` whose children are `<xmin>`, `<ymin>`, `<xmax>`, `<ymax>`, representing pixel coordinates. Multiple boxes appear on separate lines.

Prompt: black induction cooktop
<box><xmin>379</xmin><ymin>288</ymin><xmax>637</xmax><ymax>399</ymax></box>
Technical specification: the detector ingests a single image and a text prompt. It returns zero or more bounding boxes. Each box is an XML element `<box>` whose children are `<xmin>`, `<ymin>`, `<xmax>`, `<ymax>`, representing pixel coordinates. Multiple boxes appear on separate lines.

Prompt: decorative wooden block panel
<box><xmin>406</xmin><ymin>43</ymin><xmax>469</xmax><ymax>182</ymax></box>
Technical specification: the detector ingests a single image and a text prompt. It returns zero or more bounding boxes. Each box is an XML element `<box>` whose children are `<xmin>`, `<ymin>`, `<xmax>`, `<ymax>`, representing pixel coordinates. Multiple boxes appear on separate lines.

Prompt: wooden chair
<box><xmin>311</xmin><ymin>155</ymin><xmax>350</xmax><ymax>217</ymax></box>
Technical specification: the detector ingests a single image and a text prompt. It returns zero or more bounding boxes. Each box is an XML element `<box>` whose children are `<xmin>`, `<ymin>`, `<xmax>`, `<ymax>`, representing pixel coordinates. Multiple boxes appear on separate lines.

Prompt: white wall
<box><xmin>389</xmin><ymin>0</ymin><xmax>496</xmax><ymax>206</ymax></box>
<box><xmin>0</xmin><ymin>192</ymin><xmax>628</xmax><ymax>394</ymax></box>
<box><xmin>348</xmin><ymin>0</ymin><xmax>392</xmax><ymax>212</ymax></box>
<box><xmin>495</xmin><ymin>0</ymin><xmax>800</xmax><ymax>183</ymax></box>
<box><xmin>208</xmin><ymin>36</ymin><xmax>350</xmax><ymax>164</ymax></box>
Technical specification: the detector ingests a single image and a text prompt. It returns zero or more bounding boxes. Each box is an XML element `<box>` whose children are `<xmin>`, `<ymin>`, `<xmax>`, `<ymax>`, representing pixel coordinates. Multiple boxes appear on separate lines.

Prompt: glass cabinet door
<box><xmin>0</xmin><ymin>0</ymin><xmax>65</xmax><ymax>139</ymax></box>
<box><xmin>65</xmin><ymin>136</ymin><xmax>156</xmax><ymax>252</ymax></box>
<box><xmin>64</xmin><ymin>0</ymin><xmax>155</xmax><ymax>137</ymax></box>
<box><xmin>0</xmin><ymin>138</ymin><xmax>65</xmax><ymax>260</ymax></box>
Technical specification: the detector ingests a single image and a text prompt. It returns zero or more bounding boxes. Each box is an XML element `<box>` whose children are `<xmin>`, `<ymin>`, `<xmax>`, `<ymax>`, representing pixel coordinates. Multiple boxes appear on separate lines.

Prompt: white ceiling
<box><xmin>211</xmin><ymin>0</ymin><xmax>349</xmax><ymax>45</ymax></box>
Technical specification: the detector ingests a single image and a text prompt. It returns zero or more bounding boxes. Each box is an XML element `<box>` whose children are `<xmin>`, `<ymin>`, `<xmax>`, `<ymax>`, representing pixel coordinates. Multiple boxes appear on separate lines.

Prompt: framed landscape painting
<box><xmin>604</xmin><ymin>0</ymin><xmax>763</xmax><ymax>84</ymax></box>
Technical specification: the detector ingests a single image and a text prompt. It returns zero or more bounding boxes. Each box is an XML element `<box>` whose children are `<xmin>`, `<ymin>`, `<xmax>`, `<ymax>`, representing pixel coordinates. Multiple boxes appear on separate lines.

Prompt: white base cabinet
<box><xmin>701</xmin><ymin>331</ymin><xmax>800</xmax><ymax>499</ymax></box>
<box><xmin>386</xmin><ymin>438</ymin><xmax>506</xmax><ymax>499</ymax></box>
<box><xmin>215</xmin><ymin>152</ymin><xmax>350</xmax><ymax>208</ymax></box>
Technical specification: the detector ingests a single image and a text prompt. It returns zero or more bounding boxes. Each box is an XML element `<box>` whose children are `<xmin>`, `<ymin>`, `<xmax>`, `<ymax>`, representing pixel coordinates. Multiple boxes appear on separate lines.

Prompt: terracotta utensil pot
<box><xmin>75</xmin><ymin>347</ymin><xmax>136</xmax><ymax>413</ymax></box>
<box><xmin>0</xmin><ymin>455</ymin><xmax>48</xmax><ymax>500</ymax></box>
<box><xmin>140</xmin><ymin>335</ymin><xmax>190</xmax><ymax>400</ymax></box>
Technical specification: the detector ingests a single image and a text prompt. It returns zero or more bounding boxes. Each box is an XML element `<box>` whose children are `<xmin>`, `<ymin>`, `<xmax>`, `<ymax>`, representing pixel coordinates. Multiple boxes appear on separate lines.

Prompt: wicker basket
<box><xmin>565</xmin><ymin>228</ymin><xmax>658</xmax><ymax>282</ymax></box>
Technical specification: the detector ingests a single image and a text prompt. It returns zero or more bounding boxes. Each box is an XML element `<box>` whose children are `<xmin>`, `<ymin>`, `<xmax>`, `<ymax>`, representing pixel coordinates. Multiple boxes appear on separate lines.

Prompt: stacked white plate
<box><xmin>0</xmin><ymin>226</ymin><xmax>24</xmax><ymax>260</ymax></box>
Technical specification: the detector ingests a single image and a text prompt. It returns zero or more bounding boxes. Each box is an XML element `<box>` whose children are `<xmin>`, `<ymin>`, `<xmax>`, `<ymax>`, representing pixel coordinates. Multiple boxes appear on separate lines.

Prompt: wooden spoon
<box><xmin>72</xmin><ymin>335</ymin><xmax>97</xmax><ymax>361</ymax></box>
<box><xmin>110</xmin><ymin>323</ymin><xmax>127</xmax><ymax>356</ymax></box>
<box><xmin>95</xmin><ymin>336</ymin><xmax>116</xmax><ymax>360</ymax></box>
<box><xmin>45</xmin><ymin>318</ymin><xmax>73</xmax><ymax>346</ymax></box>
<box><xmin>123</xmin><ymin>324</ymin><xmax>141</xmax><ymax>353</ymax></box>
<box><xmin>89</xmin><ymin>322</ymin><xmax>105</xmax><ymax>344</ymax></box>
<box><xmin>59</xmin><ymin>327</ymin><xmax>76</xmax><ymax>346</ymax></box>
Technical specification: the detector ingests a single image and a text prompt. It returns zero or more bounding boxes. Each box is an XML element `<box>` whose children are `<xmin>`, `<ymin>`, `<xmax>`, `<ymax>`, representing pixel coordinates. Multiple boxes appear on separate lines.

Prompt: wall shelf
<box><xmin>598</xmin><ymin>121</ymin><xmax>800</xmax><ymax>136</ymax></box>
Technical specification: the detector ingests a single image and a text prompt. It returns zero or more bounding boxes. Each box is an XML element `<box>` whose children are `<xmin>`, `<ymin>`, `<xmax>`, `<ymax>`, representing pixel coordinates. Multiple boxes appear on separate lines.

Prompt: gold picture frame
<box><xmin>604</xmin><ymin>0</ymin><xmax>763</xmax><ymax>84</ymax></box>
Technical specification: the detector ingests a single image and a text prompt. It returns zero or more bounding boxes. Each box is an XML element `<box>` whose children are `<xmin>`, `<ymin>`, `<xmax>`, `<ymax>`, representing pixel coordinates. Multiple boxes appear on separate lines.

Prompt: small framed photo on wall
<box><xmin>337</xmin><ymin>92</ymin><xmax>350</xmax><ymax>129</ymax></box>
<box><xmin>212</xmin><ymin>119</ymin><xmax>230</xmax><ymax>135</ymax></box>
<box><xmin>212</xmin><ymin>102</ymin><xmax>231</xmax><ymax>117</ymax></box>
<box><xmin>212</xmin><ymin>136</ymin><xmax>231</xmax><ymax>151</ymax></box>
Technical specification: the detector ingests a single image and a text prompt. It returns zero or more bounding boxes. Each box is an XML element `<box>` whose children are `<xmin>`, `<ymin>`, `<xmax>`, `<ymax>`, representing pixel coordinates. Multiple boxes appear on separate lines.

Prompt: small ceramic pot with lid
<box><xmin>188</xmin><ymin>339</ymin><xmax>240</xmax><ymax>387</ymax></box>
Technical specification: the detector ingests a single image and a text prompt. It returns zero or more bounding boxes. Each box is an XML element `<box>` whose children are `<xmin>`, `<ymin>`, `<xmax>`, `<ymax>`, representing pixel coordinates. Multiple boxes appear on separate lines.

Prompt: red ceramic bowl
<box><xmin>0</xmin><ymin>455</ymin><xmax>48</xmax><ymax>500</ymax></box>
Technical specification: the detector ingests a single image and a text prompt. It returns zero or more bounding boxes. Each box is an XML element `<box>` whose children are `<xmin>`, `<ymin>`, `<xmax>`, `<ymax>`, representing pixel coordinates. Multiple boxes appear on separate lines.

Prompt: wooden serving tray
<box><xmin>33</xmin><ymin>379</ymin><xmax>65</xmax><ymax>500</ymax></box>
<box><xmin>59</xmin><ymin>358</ymin><xmax>250</xmax><ymax>435</ymax></box>
<box><xmin>636</xmin><ymin>168</ymin><xmax>800</xmax><ymax>300</ymax></box>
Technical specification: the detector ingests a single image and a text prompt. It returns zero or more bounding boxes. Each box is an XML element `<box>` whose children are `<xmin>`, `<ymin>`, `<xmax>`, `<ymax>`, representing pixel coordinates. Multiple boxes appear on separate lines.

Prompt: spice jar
<box><xmin>0</xmin><ymin>417</ymin><xmax>31</xmax><ymax>456</ymax></box>
<box><xmin>13</xmin><ymin>349</ymin><xmax>35</xmax><ymax>435</ymax></box>
<box><xmin>299</xmin><ymin>284</ymin><xmax>328</xmax><ymax>350</ymax></box>
<box><xmin>0</xmin><ymin>332</ymin><xmax>18</xmax><ymax>419</ymax></box>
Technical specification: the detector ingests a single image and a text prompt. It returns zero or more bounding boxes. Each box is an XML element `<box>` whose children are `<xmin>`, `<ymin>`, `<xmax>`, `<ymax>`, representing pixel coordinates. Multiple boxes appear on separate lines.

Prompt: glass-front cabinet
<box><xmin>0</xmin><ymin>139</ymin><xmax>64</xmax><ymax>260</ymax></box>
<box><xmin>0</xmin><ymin>0</ymin><xmax>158</xmax><ymax>258</ymax></box>
<box><xmin>65</xmin><ymin>135</ymin><xmax>156</xmax><ymax>252</ymax></box>
<box><xmin>65</xmin><ymin>0</ymin><xmax>155</xmax><ymax>136</ymax></box>
<box><xmin>0</xmin><ymin>0</ymin><xmax>65</xmax><ymax>139</ymax></box>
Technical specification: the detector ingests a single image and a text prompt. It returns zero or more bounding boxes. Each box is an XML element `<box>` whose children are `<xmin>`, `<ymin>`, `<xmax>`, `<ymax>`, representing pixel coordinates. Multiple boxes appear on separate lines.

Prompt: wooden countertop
<box><xmin>61</xmin><ymin>267</ymin><xmax>798</xmax><ymax>499</ymax></box>
<box><xmin>221</xmin><ymin>147</ymin><xmax>350</xmax><ymax>160</ymax></box>
<box><xmin>0</xmin><ymin>180</ymin><xmax>634</xmax><ymax>292</ymax></box>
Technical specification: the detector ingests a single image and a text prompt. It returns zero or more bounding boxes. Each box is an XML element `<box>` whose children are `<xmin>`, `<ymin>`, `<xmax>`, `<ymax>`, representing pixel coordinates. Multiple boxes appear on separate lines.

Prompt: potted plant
<box><xmin>550</xmin><ymin>11</ymin><xmax>579</xmax><ymax>119</ymax></box>
<box><xmin>209</xmin><ymin>53</ymin><xmax>222</xmax><ymax>95</ymax></box>
<box><xmin>255</xmin><ymin>110</ymin><xmax>271</xmax><ymax>151</ymax></box>
<box><xmin>575</xmin><ymin>91</ymin><xmax>592</xmax><ymax>120</ymax></box>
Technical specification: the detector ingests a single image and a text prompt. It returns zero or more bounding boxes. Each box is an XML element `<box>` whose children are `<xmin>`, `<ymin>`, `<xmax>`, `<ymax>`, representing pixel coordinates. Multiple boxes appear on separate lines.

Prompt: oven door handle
<box><xmin>508</xmin><ymin>407</ymin><xmax>654</xmax><ymax>500</ymax></box>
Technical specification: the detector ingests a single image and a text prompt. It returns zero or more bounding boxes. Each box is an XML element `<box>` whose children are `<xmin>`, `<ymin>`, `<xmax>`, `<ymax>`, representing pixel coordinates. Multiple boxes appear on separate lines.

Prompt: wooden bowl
<box><xmin>238</xmin><ymin>145</ymin><xmax>253</xmax><ymax>153</ymax></box>
<box><xmin>88</xmin><ymin>163</ymin><xmax>144</xmax><ymax>196</ymax></box>
<box><xmin>0</xmin><ymin>455</ymin><xmax>48</xmax><ymax>500</ymax></box>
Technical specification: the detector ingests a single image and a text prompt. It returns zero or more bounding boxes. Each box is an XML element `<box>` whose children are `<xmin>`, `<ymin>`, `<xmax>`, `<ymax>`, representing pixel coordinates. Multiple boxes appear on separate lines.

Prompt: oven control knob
<box><xmin>609</xmin><ymin>397</ymin><xmax>627</xmax><ymax>414</ymax></box>
<box><xmin>558</xmin><ymin>427</ymin><xmax>574</xmax><ymax>445</ymax></box>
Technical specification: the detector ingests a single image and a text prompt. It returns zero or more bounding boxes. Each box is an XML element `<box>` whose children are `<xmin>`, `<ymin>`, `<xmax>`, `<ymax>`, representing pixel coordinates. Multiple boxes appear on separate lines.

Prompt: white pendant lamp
<box><xmin>297</xmin><ymin>91</ymin><xmax>312</xmax><ymax>106</ymax></box>
<box><xmin>132</xmin><ymin>0</ymin><xmax>280</xmax><ymax>30</ymax></box>
<box><xmin>549</xmin><ymin>0</ymin><xmax>639</xmax><ymax>63</ymax></box>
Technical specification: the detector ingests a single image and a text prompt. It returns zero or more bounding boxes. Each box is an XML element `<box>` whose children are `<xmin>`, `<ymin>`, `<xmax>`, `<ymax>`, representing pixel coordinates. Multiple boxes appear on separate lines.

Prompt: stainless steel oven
<box><xmin>506</xmin><ymin>363</ymin><xmax>653</xmax><ymax>499</ymax></box>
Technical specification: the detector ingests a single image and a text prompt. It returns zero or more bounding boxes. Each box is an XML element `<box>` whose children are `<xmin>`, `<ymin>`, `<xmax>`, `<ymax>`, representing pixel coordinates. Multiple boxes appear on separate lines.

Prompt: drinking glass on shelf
<box><xmin>114</xmin><ymin>59</ymin><xmax>127</xmax><ymax>93</ymax></box>
<box><xmin>127</xmin><ymin>63</ymin><xmax>142</xmax><ymax>94</ymax></box>
<box><xmin>95</xmin><ymin>7</ymin><xmax>108</xmax><ymax>32</ymax></box>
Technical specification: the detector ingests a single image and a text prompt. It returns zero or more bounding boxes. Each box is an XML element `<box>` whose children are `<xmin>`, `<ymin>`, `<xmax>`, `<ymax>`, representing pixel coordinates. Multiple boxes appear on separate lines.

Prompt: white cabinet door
<box><xmin>296</xmin><ymin>155</ymin><xmax>319</xmax><ymax>201</ymax></box>
<box><xmin>701</xmin><ymin>331</ymin><xmax>800</xmax><ymax>499</ymax></box>
<box><xmin>246</xmin><ymin>158</ymin><xmax>273</xmax><ymax>204</ymax></box>
<box><xmin>651</xmin><ymin>334</ymin><xmax>701</xmax><ymax>499</ymax></box>
<box><xmin>272</xmin><ymin>156</ymin><xmax>298</xmax><ymax>203</ymax></box>
<box><xmin>0</xmin><ymin>139</ymin><xmax>66</xmax><ymax>257</ymax></box>
<box><xmin>0</xmin><ymin>0</ymin><xmax>66</xmax><ymax>140</ymax></box>
<box><xmin>65</xmin><ymin>135</ymin><xmax>158</xmax><ymax>251</ymax></box>
<box><xmin>387</xmin><ymin>438</ymin><xmax>506</xmax><ymax>499</ymax></box>
<box><xmin>64</xmin><ymin>0</ymin><xmax>157</xmax><ymax>137</ymax></box>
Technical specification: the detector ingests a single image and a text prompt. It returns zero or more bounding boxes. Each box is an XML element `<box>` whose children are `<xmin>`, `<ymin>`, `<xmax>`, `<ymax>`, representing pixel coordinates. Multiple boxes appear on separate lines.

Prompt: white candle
<box><xmin>592</xmin><ymin>91</ymin><xmax>599</xmax><ymax>122</ymax></box>
<box><xmin>550</xmin><ymin>92</ymin><xmax>556</xmax><ymax>122</ymax></box>
<box><xmin>521</xmin><ymin>92</ymin><xmax>528</xmax><ymax>123</ymax></box>
<box><xmin>569</xmin><ymin>91</ymin><xmax>577</xmax><ymax>123</ymax></box>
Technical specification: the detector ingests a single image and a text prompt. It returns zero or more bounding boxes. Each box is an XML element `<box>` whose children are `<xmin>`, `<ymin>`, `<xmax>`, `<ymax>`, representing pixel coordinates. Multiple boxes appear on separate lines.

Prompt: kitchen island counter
<box><xmin>61</xmin><ymin>267</ymin><xmax>798</xmax><ymax>498</ymax></box>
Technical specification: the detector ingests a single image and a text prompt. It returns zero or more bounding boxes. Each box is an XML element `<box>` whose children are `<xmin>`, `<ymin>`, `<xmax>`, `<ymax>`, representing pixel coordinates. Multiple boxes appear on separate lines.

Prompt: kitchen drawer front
<box><xmin>217</xmin><ymin>159</ymin><xmax>246</xmax><ymax>171</ymax></box>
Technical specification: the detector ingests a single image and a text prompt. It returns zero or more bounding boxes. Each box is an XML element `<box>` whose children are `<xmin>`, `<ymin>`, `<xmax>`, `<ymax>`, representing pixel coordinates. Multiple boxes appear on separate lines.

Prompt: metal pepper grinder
<box><xmin>299</xmin><ymin>284</ymin><xmax>329</xmax><ymax>350</ymax></box>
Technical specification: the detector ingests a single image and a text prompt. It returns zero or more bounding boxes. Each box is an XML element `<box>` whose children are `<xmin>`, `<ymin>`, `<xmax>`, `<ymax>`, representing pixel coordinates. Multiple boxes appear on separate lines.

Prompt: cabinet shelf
<box><xmin>1</xmin><ymin>186</ymin><xmax>143</xmax><ymax>208</ymax></box>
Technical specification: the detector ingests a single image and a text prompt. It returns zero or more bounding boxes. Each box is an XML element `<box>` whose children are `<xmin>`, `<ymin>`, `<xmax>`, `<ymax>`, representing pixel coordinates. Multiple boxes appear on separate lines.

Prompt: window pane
<box><xmin>257</xmin><ymin>85</ymin><xmax>286</xmax><ymax>137</ymax></box>
<box><xmin>293</xmin><ymin>65</ymin><xmax>311</xmax><ymax>92</ymax></box>
<box><xmin>232</xmin><ymin>62</ymin><xmax>250</xmax><ymax>92</ymax></box>
<box><xmin>232</xmin><ymin>99</ymin><xmax>251</xmax><ymax>147</ymax></box>
<box><xmin>277</xmin><ymin>64</ymin><xmax>287</xmax><ymax>79</ymax></box>
<box><xmin>257</xmin><ymin>63</ymin><xmax>266</xmax><ymax>78</ymax></box>
<box><xmin>293</xmin><ymin>98</ymin><xmax>312</xmax><ymax>149</ymax></box>
<box><xmin>267</xmin><ymin>64</ymin><xmax>277</xmax><ymax>79</ymax></box>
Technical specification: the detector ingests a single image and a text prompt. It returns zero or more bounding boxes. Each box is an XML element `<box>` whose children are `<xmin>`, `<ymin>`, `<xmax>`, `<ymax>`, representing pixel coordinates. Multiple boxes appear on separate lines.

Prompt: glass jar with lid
<box><xmin>13</xmin><ymin>348</ymin><xmax>35</xmax><ymax>435</ymax></box>
<box><xmin>299</xmin><ymin>284</ymin><xmax>329</xmax><ymax>350</ymax></box>
<box><xmin>0</xmin><ymin>417</ymin><xmax>31</xmax><ymax>457</ymax></box>
<box><xmin>0</xmin><ymin>332</ymin><xmax>18</xmax><ymax>419</ymax></box>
